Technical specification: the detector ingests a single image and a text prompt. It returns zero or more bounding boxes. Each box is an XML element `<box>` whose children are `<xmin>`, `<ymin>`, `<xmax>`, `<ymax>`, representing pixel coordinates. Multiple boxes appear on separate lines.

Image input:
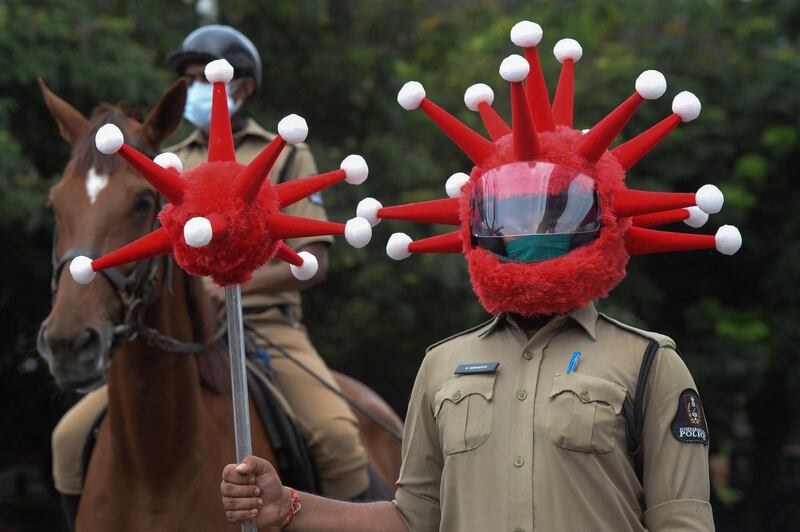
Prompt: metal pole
<box><xmin>225</xmin><ymin>284</ymin><xmax>256</xmax><ymax>532</ymax></box>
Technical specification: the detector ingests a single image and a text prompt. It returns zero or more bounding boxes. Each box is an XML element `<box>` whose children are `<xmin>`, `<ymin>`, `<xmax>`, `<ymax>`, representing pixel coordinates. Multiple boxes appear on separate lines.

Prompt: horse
<box><xmin>36</xmin><ymin>78</ymin><xmax>403</xmax><ymax>531</ymax></box>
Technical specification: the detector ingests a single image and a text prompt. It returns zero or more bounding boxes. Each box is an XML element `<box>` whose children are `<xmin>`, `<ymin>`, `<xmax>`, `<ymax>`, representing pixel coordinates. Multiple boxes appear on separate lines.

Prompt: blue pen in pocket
<box><xmin>566</xmin><ymin>351</ymin><xmax>582</xmax><ymax>374</ymax></box>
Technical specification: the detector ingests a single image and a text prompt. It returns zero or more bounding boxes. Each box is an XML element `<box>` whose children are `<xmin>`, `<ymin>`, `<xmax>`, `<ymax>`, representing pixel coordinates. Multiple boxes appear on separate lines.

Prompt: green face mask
<box><xmin>504</xmin><ymin>234</ymin><xmax>574</xmax><ymax>262</ymax></box>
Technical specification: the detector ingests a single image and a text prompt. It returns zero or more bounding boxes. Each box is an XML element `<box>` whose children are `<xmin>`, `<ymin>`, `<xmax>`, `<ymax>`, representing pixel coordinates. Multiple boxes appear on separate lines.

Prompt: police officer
<box><xmin>52</xmin><ymin>25</ymin><xmax>368</xmax><ymax>502</ymax></box>
<box><xmin>221</xmin><ymin>307</ymin><xmax>713</xmax><ymax>531</ymax></box>
<box><xmin>219</xmin><ymin>18</ymin><xmax>724</xmax><ymax>532</ymax></box>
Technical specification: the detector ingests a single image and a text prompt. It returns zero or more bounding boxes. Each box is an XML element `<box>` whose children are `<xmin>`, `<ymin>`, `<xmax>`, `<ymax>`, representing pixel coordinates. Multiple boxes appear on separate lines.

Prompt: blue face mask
<box><xmin>504</xmin><ymin>234</ymin><xmax>574</xmax><ymax>262</ymax></box>
<box><xmin>183</xmin><ymin>81</ymin><xmax>241</xmax><ymax>132</ymax></box>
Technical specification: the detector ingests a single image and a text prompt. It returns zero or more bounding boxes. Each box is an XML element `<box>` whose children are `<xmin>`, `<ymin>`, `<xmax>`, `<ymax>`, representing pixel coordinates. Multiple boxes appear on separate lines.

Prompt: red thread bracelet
<box><xmin>280</xmin><ymin>487</ymin><xmax>302</xmax><ymax>528</ymax></box>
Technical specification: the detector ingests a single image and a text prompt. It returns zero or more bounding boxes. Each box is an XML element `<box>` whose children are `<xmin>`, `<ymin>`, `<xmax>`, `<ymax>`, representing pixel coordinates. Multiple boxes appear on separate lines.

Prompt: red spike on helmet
<box><xmin>612</xmin><ymin>91</ymin><xmax>702</xmax><ymax>169</ymax></box>
<box><xmin>510</xmin><ymin>20</ymin><xmax>555</xmax><ymax>132</ymax></box>
<box><xmin>551</xmin><ymin>39</ymin><xmax>583</xmax><ymax>128</ymax></box>
<box><xmin>579</xmin><ymin>70</ymin><xmax>667</xmax><ymax>162</ymax></box>
<box><xmin>382</xmin><ymin>21</ymin><xmax>742</xmax><ymax>317</ymax></box>
<box><xmin>397</xmin><ymin>81</ymin><xmax>494</xmax><ymax>166</ymax></box>
<box><xmin>70</xmin><ymin>59</ymin><xmax>373</xmax><ymax>287</ymax></box>
<box><xmin>500</xmin><ymin>55</ymin><xmax>541</xmax><ymax>160</ymax></box>
<box><xmin>464</xmin><ymin>84</ymin><xmax>511</xmax><ymax>141</ymax></box>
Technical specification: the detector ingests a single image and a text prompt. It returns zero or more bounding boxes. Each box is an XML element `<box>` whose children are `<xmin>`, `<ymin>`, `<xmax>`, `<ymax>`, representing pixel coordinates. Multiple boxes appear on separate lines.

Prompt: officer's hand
<box><xmin>221</xmin><ymin>455</ymin><xmax>291</xmax><ymax>527</ymax></box>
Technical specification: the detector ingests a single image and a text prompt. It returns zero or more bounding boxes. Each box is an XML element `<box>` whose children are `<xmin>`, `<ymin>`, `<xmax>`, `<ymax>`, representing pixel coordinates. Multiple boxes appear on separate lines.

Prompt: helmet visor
<box><xmin>470</xmin><ymin>161</ymin><xmax>601</xmax><ymax>262</ymax></box>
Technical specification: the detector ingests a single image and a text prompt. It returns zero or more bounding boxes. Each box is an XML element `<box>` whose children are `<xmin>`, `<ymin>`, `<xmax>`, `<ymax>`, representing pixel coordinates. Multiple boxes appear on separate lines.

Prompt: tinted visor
<box><xmin>470</xmin><ymin>161</ymin><xmax>601</xmax><ymax>261</ymax></box>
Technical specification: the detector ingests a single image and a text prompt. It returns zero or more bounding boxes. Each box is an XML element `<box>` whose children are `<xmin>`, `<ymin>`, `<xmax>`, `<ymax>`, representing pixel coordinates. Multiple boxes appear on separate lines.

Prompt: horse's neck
<box><xmin>105</xmin><ymin>264</ymin><xmax>206</xmax><ymax>471</ymax></box>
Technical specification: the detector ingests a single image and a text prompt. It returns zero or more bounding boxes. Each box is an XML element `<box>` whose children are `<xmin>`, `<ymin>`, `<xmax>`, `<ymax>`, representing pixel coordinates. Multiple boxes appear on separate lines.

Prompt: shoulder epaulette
<box><xmin>598</xmin><ymin>313</ymin><xmax>676</xmax><ymax>349</ymax></box>
<box><xmin>425</xmin><ymin>316</ymin><xmax>497</xmax><ymax>354</ymax></box>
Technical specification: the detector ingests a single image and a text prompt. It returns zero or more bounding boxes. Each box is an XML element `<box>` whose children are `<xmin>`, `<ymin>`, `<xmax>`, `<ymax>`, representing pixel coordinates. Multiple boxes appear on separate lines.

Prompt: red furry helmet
<box><xmin>69</xmin><ymin>59</ymin><xmax>373</xmax><ymax>287</ymax></box>
<box><xmin>359</xmin><ymin>20</ymin><xmax>742</xmax><ymax>317</ymax></box>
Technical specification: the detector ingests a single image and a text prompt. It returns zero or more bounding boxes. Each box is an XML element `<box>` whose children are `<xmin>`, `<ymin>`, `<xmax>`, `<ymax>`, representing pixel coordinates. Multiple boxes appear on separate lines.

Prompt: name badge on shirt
<box><xmin>454</xmin><ymin>362</ymin><xmax>499</xmax><ymax>375</ymax></box>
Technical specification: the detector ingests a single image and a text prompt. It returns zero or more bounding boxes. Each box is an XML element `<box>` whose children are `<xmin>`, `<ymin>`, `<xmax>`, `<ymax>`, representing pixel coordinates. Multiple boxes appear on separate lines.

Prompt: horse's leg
<box><xmin>331</xmin><ymin>372</ymin><xmax>403</xmax><ymax>490</ymax></box>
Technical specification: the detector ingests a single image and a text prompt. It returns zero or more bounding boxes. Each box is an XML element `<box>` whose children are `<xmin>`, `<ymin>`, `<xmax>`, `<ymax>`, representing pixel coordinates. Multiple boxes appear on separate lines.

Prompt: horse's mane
<box><xmin>184</xmin><ymin>272</ymin><xmax>230</xmax><ymax>394</ymax></box>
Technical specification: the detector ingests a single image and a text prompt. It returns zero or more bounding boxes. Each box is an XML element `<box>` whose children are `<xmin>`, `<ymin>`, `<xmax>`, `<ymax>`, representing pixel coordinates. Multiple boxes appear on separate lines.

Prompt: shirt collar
<box><xmin>180</xmin><ymin>118</ymin><xmax>274</xmax><ymax>148</ymax></box>
<box><xmin>478</xmin><ymin>301</ymin><xmax>598</xmax><ymax>341</ymax></box>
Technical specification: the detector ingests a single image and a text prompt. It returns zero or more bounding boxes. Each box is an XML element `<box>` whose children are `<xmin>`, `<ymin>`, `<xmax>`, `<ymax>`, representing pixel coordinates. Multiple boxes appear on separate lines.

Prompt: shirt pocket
<box><xmin>544</xmin><ymin>373</ymin><xmax>627</xmax><ymax>454</ymax></box>
<box><xmin>433</xmin><ymin>374</ymin><xmax>496</xmax><ymax>455</ymax></box>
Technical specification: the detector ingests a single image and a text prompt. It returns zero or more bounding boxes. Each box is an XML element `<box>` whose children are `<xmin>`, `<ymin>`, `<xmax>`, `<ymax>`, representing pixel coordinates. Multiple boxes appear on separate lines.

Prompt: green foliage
<box><xmin>0</xmin><ymin>1</ymin><xmax>798</xmax><ymax>526</ymax></box>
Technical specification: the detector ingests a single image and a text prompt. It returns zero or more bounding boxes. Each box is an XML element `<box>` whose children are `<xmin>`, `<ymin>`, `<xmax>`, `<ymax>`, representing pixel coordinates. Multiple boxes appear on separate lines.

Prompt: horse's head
<box><xmin>37</xmin><ymin>79</ymin><xmax>187</xmax><ymax>391</ymax></box>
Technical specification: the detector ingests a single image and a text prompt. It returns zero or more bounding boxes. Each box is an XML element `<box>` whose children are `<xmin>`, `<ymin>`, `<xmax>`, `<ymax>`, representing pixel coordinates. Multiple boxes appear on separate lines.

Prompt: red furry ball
<box><xmin>159</xmin><ymin>161</ymin><xmax>281</xmax><ymax>285</ymax></box>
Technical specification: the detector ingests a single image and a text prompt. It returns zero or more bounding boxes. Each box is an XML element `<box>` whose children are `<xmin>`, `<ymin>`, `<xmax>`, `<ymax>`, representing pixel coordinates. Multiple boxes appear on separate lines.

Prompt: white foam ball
<box><xmin>340</xmin><ymin>155</ymin><xmax>369</xmax><ymax>185</ymax></box>
<box><xmin>464</xmin><ymin>83</ymin><xmax>494</xmax><ymax>112</ymax></box>
<box><xmin>397</xmin><ymin>81</ymin><xmax>426</xmax><ymax>110</ymax></box>
<box><xmin>204</xmin><ymin>59</ymin><xmax>234</xmax><ymax>83</ymax></box>
<box><xmin>386</xmin><ymin>232</ymin><xmax>413</xmax><ymax>261</ymax></box>
<box><xmin>183</xmin><ymin>216</ymin><xmax>213</xmax><ymax>248</ymax></box>
<box><xmin>445</xmin><ymin>172</ymin><xmax>470</xmax><ymax>198</ymax></box>
<box><xmin>69</xmin><ymin>256</ymin><xmax>96</xmax><ymax>285</ymax></box>
<box><xmin>95</xmin><ymin>124</ymin><xmax>124</xmax><ymax>154</ymax></box>
<box><xmin>356</xmin><ymin>197</ymin><xmax>383</xmax><ymax>227</ymax></box>
<box><xmin>683</xmin><ymin>206</ymin><xmax>709</xmax><ymax>228</ymax></box>
<box><xmin>344</xmin><ymin>217</ymin><xmax>372</xmax><ymax>248</ymax></box>
<box><xmin>696</xmin><ymin>184</ymin><xmax>724</xmax><ymax>214</ymax></box>
<box><xmin>635</xmin><ymin>70</ymin><xmax>667</xmax><ymax>100</ymax></box>
<box><xmin>510</xmin><ymin>20</ymin><xmax>543</xmax><ymax>48</ymax></box>
<box><xmin>672</xmin><ymin>91</ymin><xmax>701</xmax><ymax>122</ymax></box>
<box><xmin>290</xmin><ymin>251</ymin><xmax>319</xmax><ymax>281</ymax></box>
<box><xmin>715</xmin><ymin>225</ymin><xmax>742</xmax><ymax>255</ymax></box>
<box><xmin>154</xmin><ymin>152</ymin><xmax>183</xmax><ymax>171</ymax></box>
<box><xmin>278</xmin><ymin>114</ymin><xmax>309</xmax><ymax>145</ymax></box>
<box><xmin>499</xmin><ymin>54</ymin><xmax>530</xmax><ymax>83</ymax></box>
<box><xmin>553</xmin><ymin>39</ymin><xmax>583</xmax><ymax>63</ymax></box>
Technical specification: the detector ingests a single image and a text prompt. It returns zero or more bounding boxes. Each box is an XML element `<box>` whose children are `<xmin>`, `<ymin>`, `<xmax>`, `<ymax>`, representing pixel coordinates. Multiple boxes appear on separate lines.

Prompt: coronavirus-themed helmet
<box><xmin>68</xmin><ymin>59</ymin><xmax>372</xmax><ymax>287</ymax></box>
<box><xmin>358</xmin><ymin>20</ymin><xmax>741</xmax><ymax>317</ymax></box>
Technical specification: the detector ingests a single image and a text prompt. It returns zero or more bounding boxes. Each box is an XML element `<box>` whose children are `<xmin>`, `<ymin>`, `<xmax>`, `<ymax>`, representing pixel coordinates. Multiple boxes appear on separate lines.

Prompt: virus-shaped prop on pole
<box><xmin>358</xmin><ymin>20</ymin><xmax>742</xmax><ymax>317</ymax></box>
<box><xmin>69</xmin><ymin>59</ymin><xmax>372</xmax><ymax>287</ymax></box>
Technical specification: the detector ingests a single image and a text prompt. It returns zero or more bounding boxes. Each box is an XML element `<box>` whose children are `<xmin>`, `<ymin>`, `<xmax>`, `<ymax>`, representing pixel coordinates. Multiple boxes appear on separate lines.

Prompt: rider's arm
<box><xmin>221</xmin><ymin>456</ymin><xmax>408</xmax><ymax>531</ymax></box>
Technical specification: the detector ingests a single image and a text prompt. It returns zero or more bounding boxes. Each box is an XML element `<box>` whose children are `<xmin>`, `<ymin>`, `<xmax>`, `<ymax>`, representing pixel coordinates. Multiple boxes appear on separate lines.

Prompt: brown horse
<box><xmin>36</xmin><ymin>79</ymin><xmax>402</xmax><ymax>531</ymax></box>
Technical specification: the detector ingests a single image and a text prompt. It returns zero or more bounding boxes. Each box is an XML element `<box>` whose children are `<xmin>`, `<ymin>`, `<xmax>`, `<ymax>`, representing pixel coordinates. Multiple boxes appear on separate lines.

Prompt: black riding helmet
<box><xmin>167</xmin><ymin>25</ymin><xmax>262</xmax><ymax>89</ymax></box>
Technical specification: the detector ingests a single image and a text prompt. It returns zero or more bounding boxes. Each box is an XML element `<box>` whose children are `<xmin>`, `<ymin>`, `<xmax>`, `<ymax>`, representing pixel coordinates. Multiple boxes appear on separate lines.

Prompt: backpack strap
<box><xmin>277</xmin><ymin>145</ymin><xmax>298</xmax><ymax>184</ymax></box>
<box><xmin>623</xmin><ymin>339</ymin><xmax>660</xmax><ymax>485</ymax></box>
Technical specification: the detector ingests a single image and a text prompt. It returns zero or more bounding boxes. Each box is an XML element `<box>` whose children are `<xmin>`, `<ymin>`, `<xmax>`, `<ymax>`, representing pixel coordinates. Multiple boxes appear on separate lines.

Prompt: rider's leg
<box><xmin>51</xmin><ymin>385</ymin><xmax>108</xmax><ymax>495</ymax></box>
<box><xmin>248</xmin><ymin>307</ymin><xmax>369</xmax><ymax>500</ymax></box>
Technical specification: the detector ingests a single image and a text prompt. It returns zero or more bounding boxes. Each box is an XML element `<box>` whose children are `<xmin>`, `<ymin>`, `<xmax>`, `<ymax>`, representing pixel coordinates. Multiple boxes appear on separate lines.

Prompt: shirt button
<box><xmin>579</xmin><ymin>390</ymin><xmax>591</xmax><ymax>402</ymax></box>
<box><xmin>452</xmin><ymin>391</ymin><xmax>462</xmax><ymax>401</ymax></box>
<box><xmin>516</xmin><ymin>390</ymin><xmax>528</xmax><ymax>401</ymax></box>
<box><xmin>522</xmin><ymin>351</ymin><xmax>533</xmax><ymax>360</ymax></box>
<box><xmin>513</xmin><ymin>456</ymin><xmax>524</xmax><ymax>467</ymax></box>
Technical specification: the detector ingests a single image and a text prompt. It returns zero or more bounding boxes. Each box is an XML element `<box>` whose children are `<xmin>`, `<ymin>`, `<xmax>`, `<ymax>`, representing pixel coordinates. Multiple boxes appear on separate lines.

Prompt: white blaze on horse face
<box><xmin>85</xmin><ymin>167</ymin><xmax>109</xmax><ymax>205</ymax></box>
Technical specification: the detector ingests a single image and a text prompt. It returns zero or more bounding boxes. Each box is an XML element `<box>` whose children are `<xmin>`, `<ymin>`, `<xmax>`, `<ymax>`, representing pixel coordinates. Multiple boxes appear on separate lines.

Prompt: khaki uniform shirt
<box><xmin>394</xmin><ymin>303</ymin><xmax>714</xmax><ymax>532</ymax></box>
<box><xmin>167</xmin><ymin>119</ymin><xmax>334</xmax><ymax>310</ymax></box>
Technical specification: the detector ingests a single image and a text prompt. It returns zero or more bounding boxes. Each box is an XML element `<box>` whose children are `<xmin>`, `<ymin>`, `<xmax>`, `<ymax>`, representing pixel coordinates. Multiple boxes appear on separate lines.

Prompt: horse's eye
<box><xmin>132</xmin><ymin>195</ymin><xmax>155</xmax><ymax>215</ymax></box>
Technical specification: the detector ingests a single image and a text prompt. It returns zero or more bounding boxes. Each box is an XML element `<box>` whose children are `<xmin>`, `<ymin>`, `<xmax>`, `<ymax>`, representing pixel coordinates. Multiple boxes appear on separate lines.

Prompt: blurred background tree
<box><xmin>0</xmin><ymin>0</ymin><xmax>797</xmax><ymax>530</ymax></box>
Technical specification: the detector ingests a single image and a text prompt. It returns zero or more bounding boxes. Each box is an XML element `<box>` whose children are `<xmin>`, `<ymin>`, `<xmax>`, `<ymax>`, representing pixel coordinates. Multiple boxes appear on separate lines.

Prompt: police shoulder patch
<box><xmin>670</xmin><ymin>388</ymin><xmax>709</xmax><ymax>445</ymax></box>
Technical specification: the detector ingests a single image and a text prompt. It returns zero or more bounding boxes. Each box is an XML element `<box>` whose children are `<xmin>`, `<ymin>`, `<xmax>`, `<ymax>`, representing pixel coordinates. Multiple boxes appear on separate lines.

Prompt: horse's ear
<box><xmin>142</xmin><ymin>78</ymin><xmax>187</xmax><ymax>148</ymax></box>
<box><xmin>38</xmin><ymin>78</ymin><xmax>89</xmax><ymax>146</ymax></box>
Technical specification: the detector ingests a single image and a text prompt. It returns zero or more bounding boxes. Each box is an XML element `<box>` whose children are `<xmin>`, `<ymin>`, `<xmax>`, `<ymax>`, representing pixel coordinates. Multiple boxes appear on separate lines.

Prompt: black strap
<box><xmin>623</xmin><ymin>339</ymin><xmax>660</xmax><ymax>485</ymax></box>
<box><xmin>277</xmin><ymin>145</ymin><xmax>298</xmax><ymax>184</ymax></box>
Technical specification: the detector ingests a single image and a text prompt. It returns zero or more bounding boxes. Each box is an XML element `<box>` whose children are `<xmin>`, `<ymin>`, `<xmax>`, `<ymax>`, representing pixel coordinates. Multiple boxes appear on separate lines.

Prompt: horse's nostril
<box><xmin>76</xmin><ymin>328</ymin><xmax>102</xmax><ymax>362</ymax></box>
<box><xmin>44</xmin><ymin>326</ymin><xmax>103</xmax><ymax>360</ymax></box>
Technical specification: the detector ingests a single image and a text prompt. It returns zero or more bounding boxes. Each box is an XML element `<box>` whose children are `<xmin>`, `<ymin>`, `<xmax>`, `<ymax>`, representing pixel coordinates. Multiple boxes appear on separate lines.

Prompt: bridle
<box><xmin>49</xmin><ymin>186</ymin><xmax>210</xmax><ymax>357</ymax></box>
